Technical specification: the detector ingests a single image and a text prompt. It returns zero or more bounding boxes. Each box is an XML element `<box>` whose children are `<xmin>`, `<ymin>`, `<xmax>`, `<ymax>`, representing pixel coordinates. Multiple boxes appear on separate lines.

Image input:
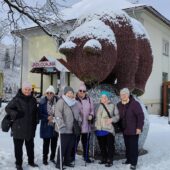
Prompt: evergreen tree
<box><xmin>4</xmin><ymin>48</ymin><xmax>10</xmax><ymax>69</ymax></box>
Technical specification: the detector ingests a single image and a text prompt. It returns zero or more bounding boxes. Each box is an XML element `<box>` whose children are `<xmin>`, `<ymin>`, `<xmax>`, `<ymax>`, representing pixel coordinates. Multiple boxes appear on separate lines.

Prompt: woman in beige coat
<box><xmin>95</xmin><ymin>90</ymin><xmax>119</xmax><ymax>167</ymax></box>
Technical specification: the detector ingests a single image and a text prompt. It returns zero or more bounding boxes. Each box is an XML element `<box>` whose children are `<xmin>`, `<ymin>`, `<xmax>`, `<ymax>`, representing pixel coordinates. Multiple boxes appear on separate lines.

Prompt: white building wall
<box><xmin>138</xmin><ymin>12</ymin><xmax>170</xmax><ymax>114</ymax></box>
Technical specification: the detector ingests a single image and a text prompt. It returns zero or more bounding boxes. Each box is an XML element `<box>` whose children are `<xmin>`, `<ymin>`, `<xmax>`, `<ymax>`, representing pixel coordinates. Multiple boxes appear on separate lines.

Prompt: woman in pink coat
<box><xmin>75</xmin><ymin>83</ymin><xmax>94</xmax><ymax>163</ymax></box>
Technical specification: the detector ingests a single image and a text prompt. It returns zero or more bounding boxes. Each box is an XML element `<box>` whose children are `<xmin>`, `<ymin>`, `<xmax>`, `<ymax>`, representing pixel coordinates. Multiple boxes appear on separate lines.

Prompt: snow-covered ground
<box><xmin>0</xmin><ymin>104</ymin><xmax>170</xmax><ymax>170</ymax></box>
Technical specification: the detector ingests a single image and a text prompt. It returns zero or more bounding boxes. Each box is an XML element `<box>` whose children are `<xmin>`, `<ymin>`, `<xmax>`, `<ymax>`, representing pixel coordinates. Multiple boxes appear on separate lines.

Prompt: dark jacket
<box><xmin>117</xmin><ymin>96</ymin><xmax>144</xmax><ymax>135</ymax></box>
<box><xmin>5</xmin><ymin>89</ymin><xmax>38</xmax><ymax>140</ymax></box>
<box><xmin>39</xmin><ymin>96</ymin><xmax>58</xmax><ymax>138</ymax></box>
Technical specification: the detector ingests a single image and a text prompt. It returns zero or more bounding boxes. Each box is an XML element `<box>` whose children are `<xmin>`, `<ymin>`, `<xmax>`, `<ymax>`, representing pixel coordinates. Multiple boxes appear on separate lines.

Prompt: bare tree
<box><xmin>0</xmin><ymin>0</ymin><xmax>70</xmax><ymax>70</ymax></box>
<box><xmin>4</xmin><ymin>48</ymin><xmax>11</xmax><ymax>69</ymax></box>
<box><xmin>1</xmin><ymin>0</ymin><xmax>67</xmax><ymax>39</ymax></box>
<box><xmin>0</xmin><ymin>20</ymin><xmax>9</xmax><ymax>42</ymax></box>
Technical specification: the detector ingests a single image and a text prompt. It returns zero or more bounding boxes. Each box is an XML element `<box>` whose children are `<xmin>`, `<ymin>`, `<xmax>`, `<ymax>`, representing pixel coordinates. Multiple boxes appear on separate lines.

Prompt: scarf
<box><xmin>47</xmin><ymin>97</ymin><xmax>57</xmax><ymax>126</ymax></box>
<box><xmin>62</xmin><ymin>95</ymin><xmax>76</xmax><ymax>107</ymax></box>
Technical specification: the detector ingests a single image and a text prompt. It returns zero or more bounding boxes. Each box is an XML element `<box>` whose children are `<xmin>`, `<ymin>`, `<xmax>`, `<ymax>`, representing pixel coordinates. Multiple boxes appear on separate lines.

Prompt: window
<box><xmin>162</xmin><ymin>40</ymin><xmax>169</xmax><ymax>56</ymax></box>
<box><xmin>162</xmin><ymin>72</ymin><xmax>168</xmax><ymax>82</ymax></box>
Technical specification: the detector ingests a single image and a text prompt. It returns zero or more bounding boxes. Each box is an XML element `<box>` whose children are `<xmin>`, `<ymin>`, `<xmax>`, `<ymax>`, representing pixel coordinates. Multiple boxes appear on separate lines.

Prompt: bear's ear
<box><xmin>59</xmin><ymin>41</ymin><xmax>77</xmax><ymax>56</ymax></box>
<box><xmin>83</xmin><ymin>39</ymin><xmax>102</xmax><ymax>55</ymax></box>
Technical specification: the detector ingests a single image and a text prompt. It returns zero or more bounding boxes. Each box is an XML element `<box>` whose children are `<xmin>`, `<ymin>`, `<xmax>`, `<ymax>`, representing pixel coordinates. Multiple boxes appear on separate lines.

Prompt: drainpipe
<box><xmin>168</xmin><ymin>103</ymin><xmax>170</xmax><ymax>124</ymax></box>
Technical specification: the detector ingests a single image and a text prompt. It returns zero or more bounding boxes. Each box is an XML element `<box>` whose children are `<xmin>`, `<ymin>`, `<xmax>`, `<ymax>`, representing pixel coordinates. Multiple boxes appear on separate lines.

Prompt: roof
<box><xmin>124</xmin><ymin>5</ymin><xmax>170</xmax><ymax>28</ymax></box>
<box><xmin>12</xmin><ymin>5</ymin><xmax>170</xmax><ymax>37</ymax></box>
<box><xmin>30</xmin><ymin>56</ymin><xmax>69</xmax><ymax>74</ymax></box>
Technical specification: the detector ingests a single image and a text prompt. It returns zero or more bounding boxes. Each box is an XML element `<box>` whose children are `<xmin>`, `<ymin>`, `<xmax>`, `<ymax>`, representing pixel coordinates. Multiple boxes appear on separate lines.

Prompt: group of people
<box><xmin>5</xmin><ymin>81</ymin><xmax>144</xmax><ymax>170</ymax></box>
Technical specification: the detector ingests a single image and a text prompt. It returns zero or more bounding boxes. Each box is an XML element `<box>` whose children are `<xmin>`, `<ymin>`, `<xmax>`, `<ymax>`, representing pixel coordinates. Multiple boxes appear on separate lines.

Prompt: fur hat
<box><xmin>64</xmin><ymin>86</ymin><xmax>74</xmax><ymax>95</ymax></box>
<box><xmin>78</xmin><ymin>82</ymin><xmax>86</xmax><ymax>91</ymax></box>
<box><xmin>46</xmin><ymin>85</ymin><xmax>55</xmax><ymax>94</ymax></box>
<box><xmin>22</xmin><ymin>81</ymin><xmax>32</xmax><ymax>89</ymax></box>
<box><xmin>120</xmin><ymin>88</ymin><xmax>130</xmax><ymax>95</ymax></box>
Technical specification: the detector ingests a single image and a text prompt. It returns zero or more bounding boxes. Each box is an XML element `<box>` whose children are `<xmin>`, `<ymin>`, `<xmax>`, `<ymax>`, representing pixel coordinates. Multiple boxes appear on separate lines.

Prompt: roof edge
<box><xmin>124</xmin><ymin>5</ymin><xmax>170</xmax><ymax>27</ymax></box>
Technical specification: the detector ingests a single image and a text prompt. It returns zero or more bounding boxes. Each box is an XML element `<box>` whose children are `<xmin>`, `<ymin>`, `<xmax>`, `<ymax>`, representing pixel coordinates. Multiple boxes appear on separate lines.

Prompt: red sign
<box><xmin>32</xmin><ymin>61</ymin><xmax>56</xmax><ymax>68</ymax></box>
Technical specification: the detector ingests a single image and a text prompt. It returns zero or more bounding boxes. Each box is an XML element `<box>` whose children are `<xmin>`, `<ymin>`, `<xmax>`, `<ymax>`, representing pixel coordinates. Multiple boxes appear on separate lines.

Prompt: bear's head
<box><xmin>59</xmin><ymin>19</ymin><xmax>117</xmax><ymax>86</ymax></box>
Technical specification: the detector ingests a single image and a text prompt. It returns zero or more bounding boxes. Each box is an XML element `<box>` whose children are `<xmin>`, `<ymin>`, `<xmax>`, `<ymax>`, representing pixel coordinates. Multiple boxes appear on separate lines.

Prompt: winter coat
<box><xmin>95</xmin><ymin>102</ymin><xmax>119</xmax><ymax>135</ymax></box>
<box><xmin>39</xmin><ymin>96</ymin><xmax>58</xmax><ymax>138</ymax></box>
<box><xmin>117</xmin><ymin>96</ymin><xmax>144</xmax><ymax>135</ymax></box>
<box><xmin>54</xmin><ymin>98</ymin><xmax>82</xmax><ymax>134</ymax></box>
<box><xmin>5</xmin><ymin>89</ymin><xmax>38</xmax><ymax>140</ymax></box>
<box><xmin>76</xmin><ymin>95</ymin><xmax>94</xmax><ymax>133</ymax></box>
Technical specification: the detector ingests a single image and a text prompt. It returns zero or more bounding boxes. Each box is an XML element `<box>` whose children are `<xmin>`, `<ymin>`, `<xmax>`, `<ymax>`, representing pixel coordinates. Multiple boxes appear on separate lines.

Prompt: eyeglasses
<box><xmin>79</xmin><ymin>90</ymin><xmax>86</xmax><ymax>93</ymax></box>
<box><xmin>46</xmin><ymin>92</ymin><xmax>53</xmax><ymax>95</ymax></box>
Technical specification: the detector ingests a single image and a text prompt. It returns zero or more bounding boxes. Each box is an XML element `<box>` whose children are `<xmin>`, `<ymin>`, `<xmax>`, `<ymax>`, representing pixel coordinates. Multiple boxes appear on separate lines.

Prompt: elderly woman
<box><xmin>5</xmin><ymin>82</ymin><xmax>39</xmax><ymax>170</ymax></box>
<box><xmin>54</xmin><ymin>86</ymin><xmax>82</xmax><ymax>169</ymax></box>
<box><xmin>117</xmin><ymin>88</ymin><xmax>144</xmax><ymax>170</ymax></box>
<box><xmin>39</xmin><ymin>85</ymin><xmax>58</xmax><ymax>165</ymax></box>
<box><xmin>95</xmin><ymin>91</ymin><xmax>119</xmax><ymax>167</ymax></box>
<box><xmin>75</xmin><ymin>83</ymin><xmax>94</xmax><ymax>163</ymax></box>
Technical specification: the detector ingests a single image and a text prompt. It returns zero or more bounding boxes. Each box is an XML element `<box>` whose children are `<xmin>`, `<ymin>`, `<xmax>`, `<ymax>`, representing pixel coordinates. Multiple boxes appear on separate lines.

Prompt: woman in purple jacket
<box><xmin>117</xmin><ymin>88</ymin><xmax>144</xmax><ymax>170</ymax></box>
<box><xmin>75</xmin><ymin>83</ymin><xmax>94</xmax><ymax>163</ymax></box>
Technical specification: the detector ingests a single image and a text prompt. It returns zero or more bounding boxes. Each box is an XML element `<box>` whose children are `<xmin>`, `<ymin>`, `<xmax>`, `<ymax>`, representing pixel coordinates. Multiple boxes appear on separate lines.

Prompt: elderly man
<box><xmin>5</xmin><ymin>81</ymin><xmax>39</xmax><ymax>170</ymax></box>
<box><xmin>117</xmin><ymin>88</ymin><xmax>144</xmax><ymax>170</ymax></box>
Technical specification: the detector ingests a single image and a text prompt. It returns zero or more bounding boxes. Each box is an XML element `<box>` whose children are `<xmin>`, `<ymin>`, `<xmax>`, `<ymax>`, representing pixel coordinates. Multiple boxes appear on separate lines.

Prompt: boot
<box><xmin>43</xmin><ymin>156</ymin><xmax>48</xmax><ymax>165</ymax></box>
<box><xmin>16</xmin><ymin>165</ymin><xmax>23</xmax><ymax>170</ymax></box>
<box><xmin>105</xmin><ymin>160</ymin><xmax>113</xmax><ymax>167</ymax></box>
<box><xmin>98</xmin><ymin>159</ymin><xmax>107</xmax><ymax>164</ymax></box>
<box><xmin>43</xmin><ymin>160</ymin><xmax>48</xmax><ymax>165</ymax></box>
<box><xmin>28</xmin><ymin>162</ymin><xmax>39</xmax><ymax>167</ymax></box>
<box><xmin>130</xmin><ymin>165</ymin><xmax>136</xmax><ymax>170</ymax></box>
<box><xmin>122</xmin><ymin>160</ymin><xmax>130</xmax><ymax>164</ymax></box>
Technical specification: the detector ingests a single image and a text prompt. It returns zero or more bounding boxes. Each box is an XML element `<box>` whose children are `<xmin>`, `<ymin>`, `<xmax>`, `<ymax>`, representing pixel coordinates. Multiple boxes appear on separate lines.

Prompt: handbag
<box><xmin>1</xmin><ymin>114</ymin><xmax>12</xmax><ymax>132</ymax></box>
<box><xmin>72</xmin><ymin>118</ymin><xmax>81</xmax><ymax>135</ymax></box>
<box><xmin>101</xmin><ymin>103</ymin><xmax>122</xmax><ymax>133</ymax></box>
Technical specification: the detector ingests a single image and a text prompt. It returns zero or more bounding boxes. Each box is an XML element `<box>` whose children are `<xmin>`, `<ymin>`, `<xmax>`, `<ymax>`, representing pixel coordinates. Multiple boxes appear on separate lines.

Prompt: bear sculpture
<box><xmin>59</xmin><ymin>9</ymin><xmax>153</xmax><ymax>96</ymax></box>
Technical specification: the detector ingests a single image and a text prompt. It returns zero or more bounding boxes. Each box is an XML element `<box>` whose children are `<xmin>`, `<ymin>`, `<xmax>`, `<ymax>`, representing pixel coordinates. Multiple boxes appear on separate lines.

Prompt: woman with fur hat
<box><xmin>54</xmin><ymin>86</ymin><xmax>82</xmax><ymax>169</ymax></box>
<box><xmin>95</xmin><ymin>90</ymin><xmax>119</xmax><ymax>167</ymax></box>
<box><xmin>39</xmin><ymin>85</ymin><xmax>58</xmax><ymax>165</ymax></box>
<box><xmin>5</xmin><ymin>81</ymin><xmax>39</xmax><ymax>170</ymax></box>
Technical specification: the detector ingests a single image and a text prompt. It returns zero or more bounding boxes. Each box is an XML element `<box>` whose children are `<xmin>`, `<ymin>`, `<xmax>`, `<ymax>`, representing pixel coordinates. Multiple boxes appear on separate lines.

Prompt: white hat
<box><xmin>45</xmin><ymin>85</ymin><xmax>55</xmax><ymax>94</ymax></box>
<box><xmin>120</xmin><ymin>88</ymin><xmax>130</xmax><ymax>95</ymax></box>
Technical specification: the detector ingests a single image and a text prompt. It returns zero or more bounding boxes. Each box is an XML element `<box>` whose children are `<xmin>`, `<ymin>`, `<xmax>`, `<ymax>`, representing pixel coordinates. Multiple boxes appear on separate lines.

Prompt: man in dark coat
<box><xmin>5</xmin><ymin>82</ymin><xmax>39</xmax><ymax>170</ymax></box>
<box><xmin>117</xmin><ymin>88</ymin><xmax>144</xmax><ymax>170</ymax></box>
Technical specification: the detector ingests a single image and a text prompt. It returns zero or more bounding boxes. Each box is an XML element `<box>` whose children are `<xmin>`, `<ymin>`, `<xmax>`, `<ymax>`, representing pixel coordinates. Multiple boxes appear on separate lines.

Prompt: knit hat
<box><xmin>120</xmin><ymin>88</ymin><xmax>130</xmax><ymax>95</ymax></box>
<box><xmin>22</xmin><ymin>81</ymin><xmax>32</xmax><ymax>89</ymax></box>
<box><xmin>64</xmin><ymin>86</ymin><xmax>74</xmax><ymax>95</ymax></box>
<box><xmin>78</xmin><ymin>82</ymin><xmax>86</xmax><ymax>91</ymax></box>
<box><xmin>100</xmin><ymin>90</ymin><xmax>111</xmax><ymax>98</ymax></box>
<box><xmin>46</xmin><ymin>85</ymin><xmax>55</xmax><ymax>94</ymax></box>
